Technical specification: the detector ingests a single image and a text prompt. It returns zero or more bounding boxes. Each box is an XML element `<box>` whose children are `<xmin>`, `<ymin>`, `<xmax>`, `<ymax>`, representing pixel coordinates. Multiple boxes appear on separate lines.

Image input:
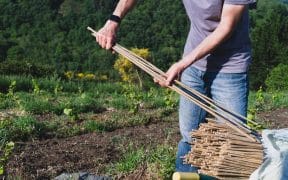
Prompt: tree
<box><xmin>249</xmin><ymin>0</ymin><xmax>288</xmax><ymax>89</ymax></box>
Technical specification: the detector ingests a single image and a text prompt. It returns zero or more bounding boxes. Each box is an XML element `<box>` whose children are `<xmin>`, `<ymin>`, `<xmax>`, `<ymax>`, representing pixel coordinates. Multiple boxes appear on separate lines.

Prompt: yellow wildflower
<box><xmin>65</xmin><ymin>71</ymin><xmax>74</xmax><ymax>80</ymax></box>
<box><xmin>76</xmin><ymin>73</ymin><xmax>85</xmax><ymax>79</ymax></box>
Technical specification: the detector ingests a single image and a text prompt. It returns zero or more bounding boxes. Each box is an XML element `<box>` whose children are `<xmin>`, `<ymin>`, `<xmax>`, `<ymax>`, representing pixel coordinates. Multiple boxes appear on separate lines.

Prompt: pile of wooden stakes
<box><xmin>184</xmin><ymin>120</ymin><xmax>263</xmax><ymax>179</ymax></box>
<box><xmin>87</xmin><ymin>27</ymin><xmax>263</xmax><ymax>179</ymax></box>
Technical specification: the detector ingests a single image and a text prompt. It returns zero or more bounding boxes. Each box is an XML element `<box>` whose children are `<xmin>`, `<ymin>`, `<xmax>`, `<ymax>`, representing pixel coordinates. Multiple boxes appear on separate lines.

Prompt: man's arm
<box><xmin>96</xmin><ymin>0</ymin><xmax>137</xmax><ymax>50</ymax></box>
<box><xmin>157</xmin><ymin>4</ymin><xmax>247</xmax><ymax>86</ymax></box>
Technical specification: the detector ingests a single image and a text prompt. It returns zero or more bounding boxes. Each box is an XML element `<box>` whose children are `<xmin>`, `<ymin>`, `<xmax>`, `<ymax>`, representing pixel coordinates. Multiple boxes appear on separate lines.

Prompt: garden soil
<box><xmin>4</xmin><ymin>108</ymin><xmax>288</xmax><ymax>179</ymax></box>
<box><xmin>5</xmin><ymin>120</ymin><xmax>180</xmax><ymax>179</ymax></box>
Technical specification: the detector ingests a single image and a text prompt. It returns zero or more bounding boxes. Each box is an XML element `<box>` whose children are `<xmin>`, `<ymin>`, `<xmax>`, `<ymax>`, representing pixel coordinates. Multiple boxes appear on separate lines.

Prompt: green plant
<box><xmin>17</xmin><ymin>93</ymin><xmax>55</xmax><ymax>114</ymax></box>
<box><xmin>122</xmin><ymin>84</ymin><xmax>144</xmax><ymax>113</ymax></box>
<box><xmin>0</xmin><ymin>93</ymin><xmax>16</xmax><ymax>109</ymax></box>
<box><xmin>164</xmin><ymin>89</ymin><xmax>177</xmax><ymax>109</ymax></box>
<box><xmin>0</xmin><ymin>120</ymin><xmax>12</xmax><ymax>147</ymax></box>
<box><xmin>107</xmin><ymin>144</ymin><xmax>176</xmax><ymax>179</ymax></box>
<box><xmin>84</xmin><ymin>120</ymin><xmax>108</xmax><ymax>132</ymax></box>
<box><xmin>254</xmin><ymin>87</ymin><xmax>265</xmax><ymax>111</ymax></box>
<box><xmin>270</xmin><ymin>91</ymin><xmax>288</xmax><ymax>108</ymax></box>
<box><xmin>0</xmin><ymin>142</ymin><xmax>15</xmax><ymax>175</ymax></box>
<box><xmin>114</xmin><ymin>48</ymin><xmax>151</xmax><ymax>87</ymax></box>
<box><xmin>249</xmin><ymin>89</ymin><xmax>288</xmax><ymax>113</ymax></box>
<box><xmin>147</xmin><ymin>145</ymin><xmax>176</xmax><ymax>179</ymax></box>
<box><xmin>7</xmin><ymin>80</ymin><xmax>16</xmax><ymax>97</ymax></box>
<box><xmin>109</xmin><ymin>96</ymin><xmax>130</xmax><ymax>110</ymax></box>
<box><xmin>247</xmin><ymin>108</ymin><xmax>266</xmax><ymax>130</ymax></box>
<box><xmin>63</xmin><ymin>108</ymin><xmax>79</xmax><ymax>121</ymax></box>
<box><xmin>265</xmin><ymin>63</ymin><xmax>288</xmax><ymax>91</ymax></box>
<box><xmin>115</xmin><ymin>147</ymin><xmax>145</xmax><ymax>173</ymax></box>
<box><xmin>32</xmin><ymin>79</ymin><xmax>40</xmax><ymax>94</ymax></box>
<box><xmin>11</xmin><ymin>116</ymin><xmax>38</xmax><ymax>141</ymax></box>
<box><xmin>54</xmin><ymin>82</ymin><xmax>63</xmax><ymax>95</ymax></box>
<box><xmin>67</xmin><ymin>93</ymin><xmax>104</xmax><ymax>113</ymax></box>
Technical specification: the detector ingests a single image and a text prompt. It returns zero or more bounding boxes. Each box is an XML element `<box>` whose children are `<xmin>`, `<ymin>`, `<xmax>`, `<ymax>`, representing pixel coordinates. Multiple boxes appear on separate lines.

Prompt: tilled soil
<box><xmin>4</xmin><ymin>108</ymin><xmax>288</xmax><ymax>180</ymax></box>
<box><xmin>257</xmin><ymin>108</ymin><xmax>288</xmax><ymax>129</ymax></box>
<box><xmin>5</xmin><ymin>120</ymin><xmax>180</xmax><ymax>179</ymax></box>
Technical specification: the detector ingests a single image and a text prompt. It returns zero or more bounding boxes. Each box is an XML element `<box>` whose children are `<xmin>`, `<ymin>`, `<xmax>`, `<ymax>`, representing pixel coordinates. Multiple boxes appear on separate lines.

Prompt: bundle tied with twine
<box><xmin>87</xmin><ymin>27</ymin><xmax>263</xmax><ymax>179</ymax></box>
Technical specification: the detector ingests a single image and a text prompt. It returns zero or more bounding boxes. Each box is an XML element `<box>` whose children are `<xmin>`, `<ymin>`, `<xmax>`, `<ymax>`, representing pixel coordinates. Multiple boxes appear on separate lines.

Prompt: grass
<box><xmin>0</xmin><ymin>75</ymin><xmax>123</xmax><ymax>94</ymax></box>
<box><xmin>106</xmin><ymin>144</ymin><xmax>176</xmax><ymax>179</ymax></box>
<box><xmin>1</xmin><ymin>77</ymin><xmax>287</xmax><ymax>144</ymax></box>
<box><xmin>115</xmin><ymin>147</ymin><xmax>145</xmax><ymax>173</ymax></box>
<box><xmin>0</xmin><ymin>75</ymin><xmax>288</xmax><ymax>177</ymax></box>
<box><xmin>0</xmin><ymin>94</ymin><xmax>15</xmax><ymax>110</ymax></box>
<box><xmin>0</xmin><ymin>76</ymin><xmax>178</xmax><ymax>177</ymax></box>
<box><xmin>0</xmin><ymin>77</ymin><xmax>287</xmax><ymax>143</ymax></box>
<box><xmin>0</xmin><ymin>116</ymin><xmax>44</xmax><ymax>145</ymax></box>
<box><xmin>249</xmin><ymin>90</ymin><xmax>288</xmax><ymax>111</ymax></box>
<box><xmin>0</xmin><ymin>78</ymin><xmax>178</xmax><ymax>148</ymax></box>
<box><xmin>84</xmin><ymin>120</ymin><xmax>113</xmax><ymax>132</ymax></box>
<box><xmin>146</xmin><ymin>145</ymin><xmax>176</xmax><ymax>179</ymax></box>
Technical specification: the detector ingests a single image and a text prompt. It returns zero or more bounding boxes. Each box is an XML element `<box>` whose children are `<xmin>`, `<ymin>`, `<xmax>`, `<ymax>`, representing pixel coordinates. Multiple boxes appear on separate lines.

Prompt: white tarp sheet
<box><xmin>250</xmin><ymin>129</ymin><xmax>288</xmax><ymax>180</ymax></box>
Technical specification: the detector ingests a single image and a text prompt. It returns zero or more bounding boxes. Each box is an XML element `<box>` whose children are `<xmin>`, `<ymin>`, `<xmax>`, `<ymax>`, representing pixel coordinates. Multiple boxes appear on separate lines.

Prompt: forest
<box><xmin>0</xmin><ymin>0</ymin><xmax>287</xmax><ymax>90</ymax></box>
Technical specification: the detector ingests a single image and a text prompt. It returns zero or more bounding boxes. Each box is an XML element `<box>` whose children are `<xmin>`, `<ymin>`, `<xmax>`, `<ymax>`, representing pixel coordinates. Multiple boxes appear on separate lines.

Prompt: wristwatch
<box><xmin>109</xmin><ymin>15</ymin><xmax>121</xmax><ymax>24</ymax></box>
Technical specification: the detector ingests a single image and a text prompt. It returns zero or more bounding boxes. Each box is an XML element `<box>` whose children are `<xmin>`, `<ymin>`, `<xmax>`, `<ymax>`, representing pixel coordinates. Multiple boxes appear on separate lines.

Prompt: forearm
<box><xmin>113</xmin><ymin>0</ymin><xmax>137</xmax><ymax>18</ymax></box>
<box><xmin>96</xmin><ymin>0</ymin><xmax>137</xmax><ymax>49</ymax></box>
<box><xmin>180</xmin><ymin>24</ymin><xmax>233</xmax><ymax>69</ymax></box>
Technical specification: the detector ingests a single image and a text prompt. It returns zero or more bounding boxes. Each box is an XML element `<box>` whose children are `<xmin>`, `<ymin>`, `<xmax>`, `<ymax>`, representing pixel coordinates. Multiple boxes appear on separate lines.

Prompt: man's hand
<box><xmin>95</xmin><ymin>20</ymin><xmax>119</xmax><ymax>50</ymax></box>
<box><xmin>95</xmin><ymin>0</ymin><xmax>136</xmax><ymax>50</ymax></box>
<box><xmin>154</xmin><ymin>61</ymin><xmax>186</xmax><ymax>87</ymax></box>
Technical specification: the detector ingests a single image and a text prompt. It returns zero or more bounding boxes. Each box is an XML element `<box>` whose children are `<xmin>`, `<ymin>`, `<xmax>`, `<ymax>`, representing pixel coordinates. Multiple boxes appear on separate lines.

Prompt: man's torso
<box><xmin>182</xmin><ymin>0</ymin><xmax>252</xmax><ymax>73</ymax></box>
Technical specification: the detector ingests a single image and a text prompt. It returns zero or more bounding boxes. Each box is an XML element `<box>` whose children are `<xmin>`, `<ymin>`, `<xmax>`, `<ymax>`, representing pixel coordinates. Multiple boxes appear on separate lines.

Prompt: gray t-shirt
<box><xmin>182</xmin><ymin>0</ymin><xmax>255</xmax><ymax>73</ymax></box>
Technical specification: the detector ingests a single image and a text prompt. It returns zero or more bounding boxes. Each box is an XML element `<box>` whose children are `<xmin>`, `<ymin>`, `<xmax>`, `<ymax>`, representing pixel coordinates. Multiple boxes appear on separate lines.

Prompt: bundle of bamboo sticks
<box><xmin>184</xmin><ymin>120</ymin><xmax>263</xmax><ymax>179</ymax></box>
<box><xmin>87</xmin><ymin>27</ymin><xmax>263</xmax><ymax>178</ymax></box>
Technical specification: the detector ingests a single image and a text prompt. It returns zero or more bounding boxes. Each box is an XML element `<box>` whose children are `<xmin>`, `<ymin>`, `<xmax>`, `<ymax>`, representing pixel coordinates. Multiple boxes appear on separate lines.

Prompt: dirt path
<box><xmin>5</xmin><ymin>120</ymin><xmax>180</xmax><ymax>179</ymax></box>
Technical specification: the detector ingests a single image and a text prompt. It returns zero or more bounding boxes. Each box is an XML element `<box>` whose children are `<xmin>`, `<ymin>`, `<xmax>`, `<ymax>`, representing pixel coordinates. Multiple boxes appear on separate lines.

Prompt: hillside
<box><xmin>0</xmin><ymin>0</ymin><xmax>288</xmax><ymax>88</ymax></box>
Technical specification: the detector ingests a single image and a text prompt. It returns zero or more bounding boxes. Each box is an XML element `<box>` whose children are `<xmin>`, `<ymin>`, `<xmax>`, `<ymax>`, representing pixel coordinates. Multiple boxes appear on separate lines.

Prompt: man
<box><xmin>95</xmin><ymin>0</ymin><xmax>255</xmax><ymax>172</ymax></box>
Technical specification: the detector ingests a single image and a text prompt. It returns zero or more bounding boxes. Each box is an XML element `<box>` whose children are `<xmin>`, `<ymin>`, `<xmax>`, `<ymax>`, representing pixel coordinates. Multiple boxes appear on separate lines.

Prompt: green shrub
<box><xmin>265</xmin><ymin>64</ymin><xmax>288</xmax><ymax>91</ymax></box>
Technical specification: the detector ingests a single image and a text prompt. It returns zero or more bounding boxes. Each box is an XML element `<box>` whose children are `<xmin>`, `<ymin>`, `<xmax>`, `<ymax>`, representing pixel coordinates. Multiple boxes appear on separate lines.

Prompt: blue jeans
<box><xmin>176</xmin><ymin>66</ymin><xmax>249</xmax><ymax>172</ymax></box>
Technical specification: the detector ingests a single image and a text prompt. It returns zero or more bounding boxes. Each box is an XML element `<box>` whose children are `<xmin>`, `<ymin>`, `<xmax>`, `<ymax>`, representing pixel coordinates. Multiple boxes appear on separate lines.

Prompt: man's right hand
<box><xmin>95</xmin><ymin>20</ymin><xmax>119</xmax><ymax>50</ymax></box>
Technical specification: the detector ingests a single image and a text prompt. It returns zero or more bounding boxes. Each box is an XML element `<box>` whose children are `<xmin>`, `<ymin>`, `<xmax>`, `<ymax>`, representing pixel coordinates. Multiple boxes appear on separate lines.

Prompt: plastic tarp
<box><xmin>250</xmin><ymin>129</ymin><xmax>288</xmax><ymax>180</ymax></box>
